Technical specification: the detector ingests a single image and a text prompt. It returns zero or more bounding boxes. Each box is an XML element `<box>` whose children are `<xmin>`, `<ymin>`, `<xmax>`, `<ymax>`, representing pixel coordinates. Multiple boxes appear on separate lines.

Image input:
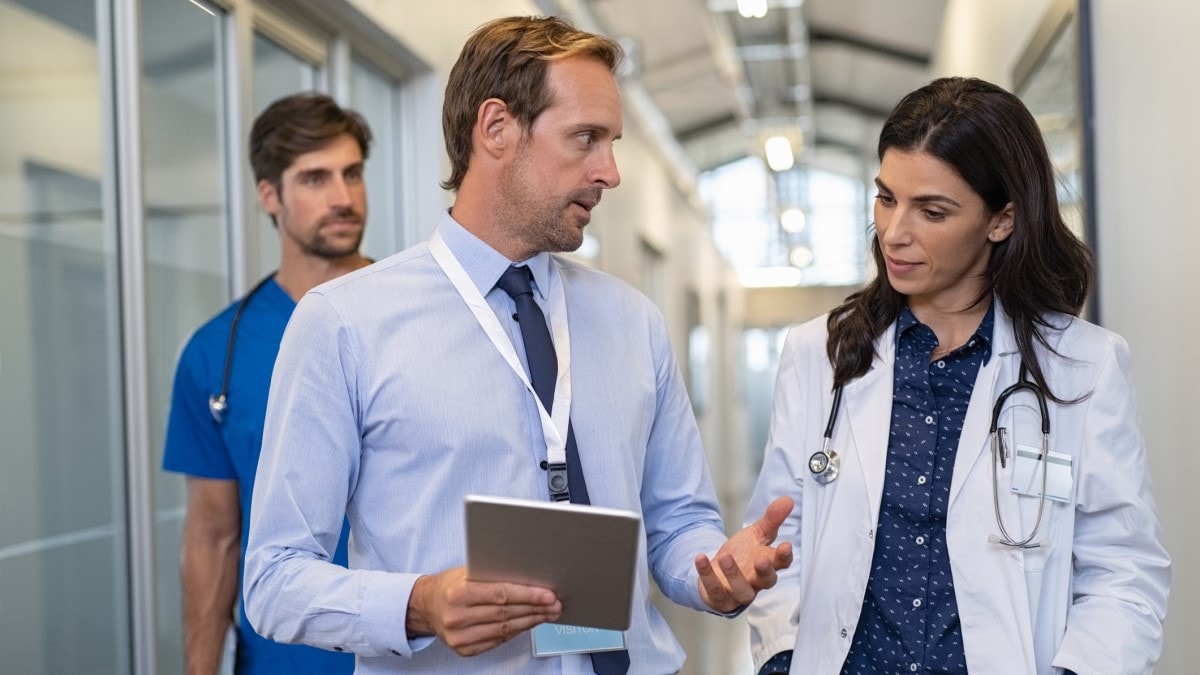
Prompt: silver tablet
<box><xmin>465</xmin><ymin>494</ymin><xmax>642</xmax><ymax>631</ymax></box>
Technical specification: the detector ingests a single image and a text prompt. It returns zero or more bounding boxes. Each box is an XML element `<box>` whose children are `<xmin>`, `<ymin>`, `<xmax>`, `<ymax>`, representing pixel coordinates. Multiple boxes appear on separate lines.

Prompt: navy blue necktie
<box><xmin>496</xmin><ymin>265</ymin><xmax>630</xmax><ymax>675</ymax></box>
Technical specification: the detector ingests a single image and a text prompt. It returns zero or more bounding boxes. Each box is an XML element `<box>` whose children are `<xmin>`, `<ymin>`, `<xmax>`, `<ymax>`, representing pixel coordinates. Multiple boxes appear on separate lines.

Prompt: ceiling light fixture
<box><xmin>788</xmin><ymin>245</ymin><xmax>814</xmax><ymax>269</ymax></box>
<box><xmin>764</xmin><ymin>135</ymin><xmax>794</xmax><ymax>172</ymax></box>
<box><xmin>780</xmin><ymin>207</ymin><xmax>806</xmax><ymax>233</ymax></box>
<box><xmin>737</xmin><ymin>0</ymin><xmax>768</xmax><ymax>19</ymax></box>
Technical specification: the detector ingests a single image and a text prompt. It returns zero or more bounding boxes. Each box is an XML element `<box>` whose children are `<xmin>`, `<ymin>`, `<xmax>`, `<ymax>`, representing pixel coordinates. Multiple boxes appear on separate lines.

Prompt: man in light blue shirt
<box><xmin>244</xmin><ymin>16</ymin><xmax>793</xmax><ymax>674</ymax></box>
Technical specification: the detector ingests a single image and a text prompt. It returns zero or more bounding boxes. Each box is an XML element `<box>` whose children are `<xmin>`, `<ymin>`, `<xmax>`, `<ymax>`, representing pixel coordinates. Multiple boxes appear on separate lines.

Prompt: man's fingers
<box><xmin>716</xmin><ymin>554</ymin><xmax>757</xmax><ymax>605</ymax></box>
<box><xmin>473</xmin><ymin>581</ymin><xmax>557</xmax><ymax>609</ymax></box>
<box><xmin>441</xmin><ymin>590</ymin><xmax>561</xmax><ymax>630</ymax></box>
<box><xmin>430</xmin><ymin>573</ymin><xmax>561</xmax><ymax>656</ymax></box>
<box><xmin>773</xmin><ymin>541</ymin><xmax>794</xmax><ymax>570</ymax></box>
<box><xmin>442</xmin><ymin>601</ymin><xmax>560</xmax><ymax>630</ymax></box>
<box><xmin>751</xmin><ymin>555</ymin><xmax>779</xmax><ymax>590</ymax></box>
<box><xmin>443</xmin><ymin>609</ymin><xmax>560</xmax><ymax>656</ymax></box>
<box><xmin>695</xmin><ymin>554</ymin><xmax>733</xmax><ymax>607</ymax></box>
<box><xmin>755</xmin><ymin>496</ymin><xmax>795</xmax><ymax>541</ymax></box>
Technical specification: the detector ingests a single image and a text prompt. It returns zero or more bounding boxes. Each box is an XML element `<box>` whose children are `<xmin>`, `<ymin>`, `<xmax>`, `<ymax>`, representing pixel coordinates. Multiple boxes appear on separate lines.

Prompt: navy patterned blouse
<box><xmin>839</xmin><ymin>302</ymin><xmax>994</xmax><ymax>675</ymax></box>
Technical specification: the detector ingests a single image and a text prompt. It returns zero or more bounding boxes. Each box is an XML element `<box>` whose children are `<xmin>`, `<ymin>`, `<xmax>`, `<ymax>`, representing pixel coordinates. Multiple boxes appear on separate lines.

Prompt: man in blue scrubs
<box><xmin>163</xmin><ymin>93</ymin><xmax>373</xmax><ymax>674</ymax></box>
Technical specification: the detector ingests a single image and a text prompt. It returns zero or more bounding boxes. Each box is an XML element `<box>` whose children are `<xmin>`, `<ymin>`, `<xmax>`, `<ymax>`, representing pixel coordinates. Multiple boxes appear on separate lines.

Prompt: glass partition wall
<box><xmin>142</xmin><ymin>0</ymin><xmax>229</xmax><ymax>670</ymax></box>
<box><xmin>252</xmin><ymin>32</ymin><xmax>321</xmax><ymax>275</ymax></box>
<box><xmin>0</xmin><ymin>0</ymin><xmax>130</xmax><ymax>671</ymax></box>
<box><xmin>0</xmin><ymin>1</ymin><xmax>423</xmax><ymax>672</ymax></box>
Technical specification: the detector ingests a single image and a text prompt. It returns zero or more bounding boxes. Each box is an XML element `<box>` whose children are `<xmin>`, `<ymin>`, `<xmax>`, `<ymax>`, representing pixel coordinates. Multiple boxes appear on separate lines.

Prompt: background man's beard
<box><xmin>303</xmin><ymin>210</ymin><xmax>365</xmax><ymax>258</ymax></box>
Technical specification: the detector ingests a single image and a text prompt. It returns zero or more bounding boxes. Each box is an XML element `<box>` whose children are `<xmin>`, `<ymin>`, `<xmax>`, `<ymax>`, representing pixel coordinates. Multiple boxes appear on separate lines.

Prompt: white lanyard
<box><xmin>428</xmin><ymin>230</ymin><xmax>573</xmax><ymax>468</ymax></box>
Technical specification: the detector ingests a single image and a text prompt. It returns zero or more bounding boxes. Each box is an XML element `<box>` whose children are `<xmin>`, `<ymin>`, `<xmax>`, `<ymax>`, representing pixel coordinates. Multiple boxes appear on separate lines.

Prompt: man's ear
<box><xmin>476</xmin><ymin>98</ymin><xmax>515</xmax><ymax>159</ymax></box>
<box><xmin>258</xmin><ymin>179</ymin><xmax>281</xmax><ymax>216</ymax></box>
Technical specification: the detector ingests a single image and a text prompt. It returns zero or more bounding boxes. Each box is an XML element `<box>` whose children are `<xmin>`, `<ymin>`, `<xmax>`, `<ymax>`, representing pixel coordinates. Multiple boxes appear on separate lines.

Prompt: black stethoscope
<box><xmin>809</xmin><ymin>363</ymin><xmax>1052</xmax><ymax>549</ymax></box>
<box><xmin>208</xmin><ymin>273</ymin><xmax>276</xmax><ymax>424</ymax></box>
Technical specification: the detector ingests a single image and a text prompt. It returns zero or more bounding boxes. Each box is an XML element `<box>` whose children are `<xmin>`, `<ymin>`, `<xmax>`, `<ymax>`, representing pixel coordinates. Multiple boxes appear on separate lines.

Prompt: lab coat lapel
<box><xmin>843</xmin><ymin>323</ymin><xmax>896</xmax><ymax>520</ymax></box>
<box><xmin>949</xmin><ymin>306</ymin><xmax>1020</xmax><ymax>507</ymax></box>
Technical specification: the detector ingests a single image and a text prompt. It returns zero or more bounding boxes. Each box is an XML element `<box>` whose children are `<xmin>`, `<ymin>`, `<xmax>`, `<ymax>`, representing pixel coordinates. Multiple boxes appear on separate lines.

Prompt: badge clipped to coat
<box><xmin>1011</xmin><ymin>444</ymin><xmax>1073</xmax><ymax>502</ymax></box>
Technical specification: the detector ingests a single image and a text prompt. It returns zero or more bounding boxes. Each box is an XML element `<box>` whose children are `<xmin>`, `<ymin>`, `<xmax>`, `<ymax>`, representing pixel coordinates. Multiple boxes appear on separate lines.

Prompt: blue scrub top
<box><xmin>164</xmin><ymin>278</ymin><xmax>353</xmax><ymax>674</ymax></box>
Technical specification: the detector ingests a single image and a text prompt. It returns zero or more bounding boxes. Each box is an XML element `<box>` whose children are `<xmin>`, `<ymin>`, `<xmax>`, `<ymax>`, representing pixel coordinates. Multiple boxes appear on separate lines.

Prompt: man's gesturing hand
<box><xmin>695</xmin><ymin>495</ymin><xmax>795</xmax><ymax>613</ymax></box>
<box><xmin>407</xmin><ymin>566</ymin><xmax>562</xmax><ymax>656</ymax></box>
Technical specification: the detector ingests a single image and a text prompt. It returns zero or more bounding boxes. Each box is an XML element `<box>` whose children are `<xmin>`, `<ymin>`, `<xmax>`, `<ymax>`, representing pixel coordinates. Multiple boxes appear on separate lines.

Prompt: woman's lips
<box><xmin>885</xmin><ymin>255</ymin><xmax>921</xmax><ymax>275</ymax></box>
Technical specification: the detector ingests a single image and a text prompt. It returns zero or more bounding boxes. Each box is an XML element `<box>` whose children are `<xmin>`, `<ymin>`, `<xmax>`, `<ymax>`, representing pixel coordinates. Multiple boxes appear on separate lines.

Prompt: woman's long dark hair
<box><xmin>826</xmin><ymin>77</ymin><xmax>1093</xmax><ymax>402</ymax></box>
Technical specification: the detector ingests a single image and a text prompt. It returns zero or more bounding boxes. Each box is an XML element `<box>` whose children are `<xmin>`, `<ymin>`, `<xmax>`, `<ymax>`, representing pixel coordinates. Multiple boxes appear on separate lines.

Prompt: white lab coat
<box><xmin>745</xmin><ymin>306</ymin><xmax>1170</xmax><ymax>675</ymax></box>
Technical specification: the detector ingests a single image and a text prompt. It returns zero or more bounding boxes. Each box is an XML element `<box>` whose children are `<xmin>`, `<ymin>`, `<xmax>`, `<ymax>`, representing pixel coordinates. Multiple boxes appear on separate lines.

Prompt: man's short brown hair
<box><xmin>440</xmin><ymin>16</ymin><xmax>623</xmax><ymax>192</ymax></box>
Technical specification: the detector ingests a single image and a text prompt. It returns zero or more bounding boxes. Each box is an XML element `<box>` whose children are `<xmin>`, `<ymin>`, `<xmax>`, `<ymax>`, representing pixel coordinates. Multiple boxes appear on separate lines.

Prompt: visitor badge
<box><xmin>1010</xmin><ymin>444</ymin><xmax>1073</xmax><ymax>503</ymax></box>
<box><xmin>532</xmin><ymin>623</ymin><xmax>626</xmax><ymax>656</ymax></box>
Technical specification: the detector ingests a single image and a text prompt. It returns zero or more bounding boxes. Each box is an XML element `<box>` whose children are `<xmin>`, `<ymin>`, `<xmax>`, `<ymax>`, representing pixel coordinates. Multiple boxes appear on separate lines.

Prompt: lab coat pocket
<box><xmin>990</xmin><ymin>403</ymin><xmax>1066</xmax><ymax>572</ymax></box>
<box><xmin>993</xmin><ymin>488</ymin><xmax>1065</xmax><ymax>572</ymax></box>
<box><xmin>988</xmin><ymin>452</ymin><xmax>1065</xmax><ymax>573</ymax></box>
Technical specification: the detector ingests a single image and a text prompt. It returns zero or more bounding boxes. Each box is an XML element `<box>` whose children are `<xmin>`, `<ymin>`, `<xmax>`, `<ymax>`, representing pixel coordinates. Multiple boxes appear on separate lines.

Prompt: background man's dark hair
<box><xmin>249</xmin><ymin>92</ymin><xmax>372</xmax><ymax>190</ymax></box>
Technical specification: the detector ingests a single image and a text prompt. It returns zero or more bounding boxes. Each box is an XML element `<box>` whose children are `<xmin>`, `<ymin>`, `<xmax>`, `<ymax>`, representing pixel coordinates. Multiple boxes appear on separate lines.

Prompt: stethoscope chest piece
<box><xmin>810</xmin><ymin>385</ymin><xmax>845</xmax><ymax>484</ymax></box>
<box><xmin>809</xmin><ymin>448</ymin><xmax>840</xmax><ymax>484</ymax></box>
<box><xmin>209</xmin><ymin>394</ymin><xmax>228</xmax><ymax>424</ymax></box>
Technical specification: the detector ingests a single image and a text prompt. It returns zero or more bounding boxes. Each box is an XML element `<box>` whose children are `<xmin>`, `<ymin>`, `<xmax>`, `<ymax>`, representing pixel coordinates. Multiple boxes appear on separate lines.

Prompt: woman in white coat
<box><xmin>746</xmin><ymin>77</ymin><xmax>1169</xmax><ymax>675</ymax></box>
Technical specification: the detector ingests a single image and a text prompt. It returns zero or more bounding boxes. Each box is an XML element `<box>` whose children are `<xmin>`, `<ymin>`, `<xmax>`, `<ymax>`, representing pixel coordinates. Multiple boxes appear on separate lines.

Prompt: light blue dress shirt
<box><xmin>244</xmin><ymin>212</ymin><xmax>728</xmax><ymax>673</ymax></box>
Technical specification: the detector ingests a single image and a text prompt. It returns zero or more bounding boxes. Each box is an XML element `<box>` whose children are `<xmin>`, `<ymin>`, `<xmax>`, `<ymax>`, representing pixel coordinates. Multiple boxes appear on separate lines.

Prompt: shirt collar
<box><xmin>895</xmin><ymin>297</ymin><xmax>996</xmax><ymax>363</ymax></box>
<box><xmin>261</xmin><ymin>275</ymin><xmax>297</xmax><ymax>311</ymax></box>
<box><xmin>436</xmin><ymin>211</ymin><xmax>553</xmax><ymax>301</ymax></box>
<box><xmin>896</xmin><ymin>302</ymin><xmax>923</xmax><ymax>338</ymax></box>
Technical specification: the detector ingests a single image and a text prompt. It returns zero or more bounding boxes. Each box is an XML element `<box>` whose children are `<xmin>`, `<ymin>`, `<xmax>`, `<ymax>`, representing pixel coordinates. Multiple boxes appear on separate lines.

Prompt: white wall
<box><xmin>934</xmin><ymin>0</ymin><xmax>1051</xmax><ymax>86</ymax></box>
<box><xmin>1090</xmin><ymin>4</ymin><xmax>1200</xmax><ymax>673</ymax></box>
<box><xmin>935</xmin><ymin>1</ymin><xmax>1198</xmax><ymax>672</ymax></box>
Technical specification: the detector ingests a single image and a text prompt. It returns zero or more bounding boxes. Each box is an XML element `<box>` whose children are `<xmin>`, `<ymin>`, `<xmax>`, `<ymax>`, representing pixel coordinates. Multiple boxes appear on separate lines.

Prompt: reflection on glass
<box><xmin>1016</xmin><ymin>16</ymin><xmax>1085</xmax><ymax>240</ymax></box>
<box><xmin>0</xmin><ymin>0</ymin><xmax>129</xmax><ymax>672</ymax></box>
<box><xmin>1014</xmin><ymin>2</ymin><xmax>1097</xmax><ymax>321</ymax></box>
<box><xmin>142</xmin><ymin>0</ymin><xmax>228</xmax><ymax>671</ymax></box>
<box><xmin>253</xmin><ymin>33</ymin><xmax>318</xmax><ymax>275</ymax></box>
<box><xmin>351</xmin><ymin>56</ymin><xmax>401</xmax><ymax>258</ymax></box>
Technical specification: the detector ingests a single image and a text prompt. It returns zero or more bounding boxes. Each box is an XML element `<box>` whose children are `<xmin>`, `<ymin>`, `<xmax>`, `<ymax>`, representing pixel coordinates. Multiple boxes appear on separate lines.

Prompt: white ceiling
<box><xmin>581</xmin><ymin>0</ymin><xmax>949</xmax><ymax>175</ymax></box>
